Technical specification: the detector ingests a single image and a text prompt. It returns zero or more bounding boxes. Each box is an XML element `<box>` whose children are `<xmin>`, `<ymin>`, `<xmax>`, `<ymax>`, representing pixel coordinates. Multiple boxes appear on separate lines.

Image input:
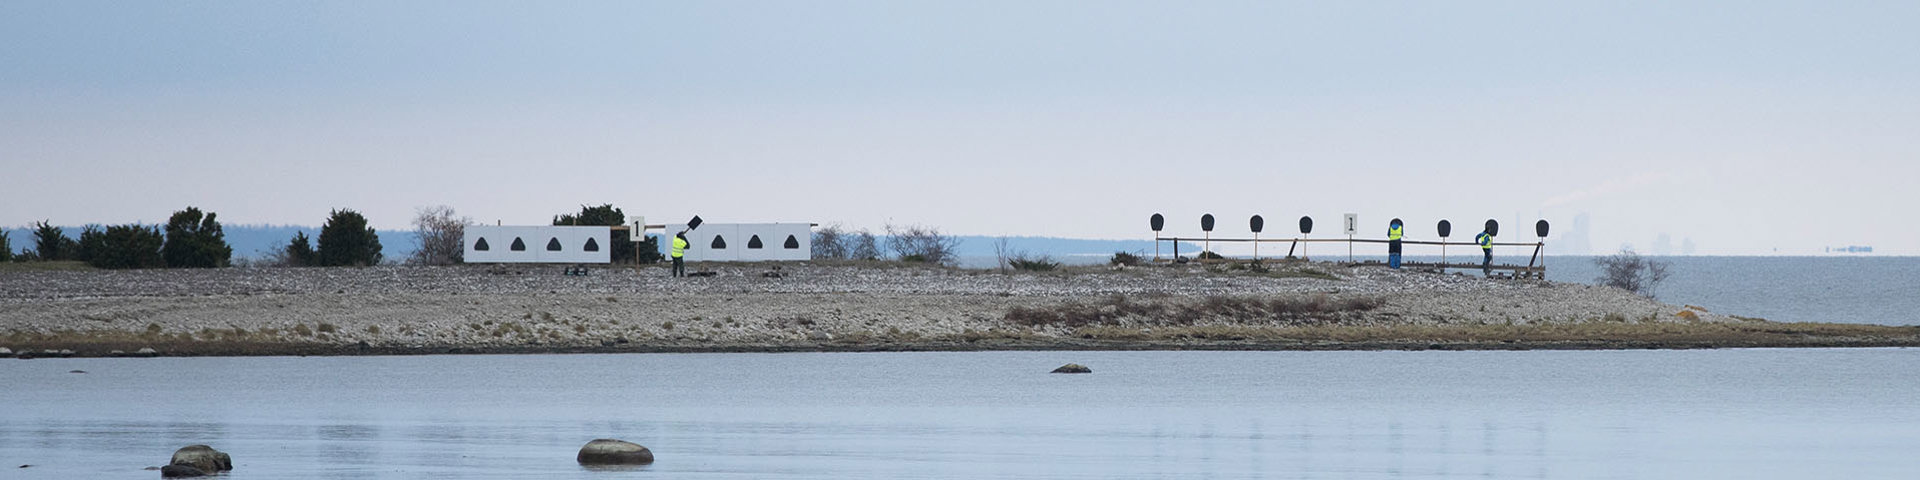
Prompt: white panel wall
<box><xmin>465</xmin><ymin>226</ymin><xmax>612</xmax><ymax>264</ymax></box>
<box><xmin>662</xmin><ymin>223</ymin><xmax>810</xmax><ymax>262</ymax></box>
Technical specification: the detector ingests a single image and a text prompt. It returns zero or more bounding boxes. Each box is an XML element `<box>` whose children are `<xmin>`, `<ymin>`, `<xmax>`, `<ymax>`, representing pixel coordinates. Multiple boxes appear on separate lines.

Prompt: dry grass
<box><xmin>1005</xmin><ymin>294</ymin><xmax>1386</xmax><ymax>328</ymax></box>
<box><xmin>0</xmin><ymin>261</ymin><xmax>94</xmax><ymax>272</ymax></box>
<box><xmin>1063</xmin><ymin>320</ymin><xmax>1920</xmax><ymax>345</ymax></box>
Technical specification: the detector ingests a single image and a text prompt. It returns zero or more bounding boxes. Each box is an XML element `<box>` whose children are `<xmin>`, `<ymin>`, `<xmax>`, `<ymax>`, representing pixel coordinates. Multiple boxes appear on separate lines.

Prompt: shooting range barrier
<box><xmin>1149</xmin><ymin>213</ymin><xmax>1551</xmax><ymax>279</ymax></box>
<box><xmin>465</xmin><ymin>226</ymin><xmax>613</xmax><ymax>264</ymax></box>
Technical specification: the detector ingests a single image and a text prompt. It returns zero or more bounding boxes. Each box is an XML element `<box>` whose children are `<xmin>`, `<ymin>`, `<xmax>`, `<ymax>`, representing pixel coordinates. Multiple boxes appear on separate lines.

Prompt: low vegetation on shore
<box><xmin>4</xmin><ymin>259</ymin><xmax>1918</xmax><ymax>357</ymax></box>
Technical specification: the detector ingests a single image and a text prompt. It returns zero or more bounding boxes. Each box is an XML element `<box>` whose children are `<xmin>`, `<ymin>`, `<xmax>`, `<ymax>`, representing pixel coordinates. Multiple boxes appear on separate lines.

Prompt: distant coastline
<box><xmin>4</xmin><ymin>262</ymin><xmax>1916</xmax><ymax>358</ymax></box>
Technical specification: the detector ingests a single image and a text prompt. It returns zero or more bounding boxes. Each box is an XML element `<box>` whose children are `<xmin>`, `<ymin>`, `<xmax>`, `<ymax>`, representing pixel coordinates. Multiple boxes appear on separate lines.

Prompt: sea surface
<box><xmin>960</xmin><ymin>255</ymin><xmax>1920</xmax><ymax>326</ymax></box>
<box><xmin>6</xmin><ymin>350</ymin><xmax>1918</xmax><ymax>479</ymax></box>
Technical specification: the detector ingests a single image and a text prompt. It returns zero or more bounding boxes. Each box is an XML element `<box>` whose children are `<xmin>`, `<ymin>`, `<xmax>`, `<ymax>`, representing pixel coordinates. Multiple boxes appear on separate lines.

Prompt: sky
<box><xmin>3</xmin><ymin>1</ymin><xmax>1916</xmax><ymax>255</ymax></box>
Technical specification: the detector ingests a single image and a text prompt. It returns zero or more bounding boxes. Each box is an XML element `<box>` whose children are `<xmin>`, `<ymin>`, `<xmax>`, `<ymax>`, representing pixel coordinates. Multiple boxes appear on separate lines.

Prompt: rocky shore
<box><xmin>3</xmin><ymin>261</ymin><xmax>1915</xmax><ymax>357</ymax></box>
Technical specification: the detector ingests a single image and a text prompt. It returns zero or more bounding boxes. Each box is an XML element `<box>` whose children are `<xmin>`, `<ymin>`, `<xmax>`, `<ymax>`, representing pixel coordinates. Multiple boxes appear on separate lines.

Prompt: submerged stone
<box><xmin>1051</xmin><ymin>363</ymin><xmax>1092</xmax><ymax>374</ymax></box>
<box><xmin>169</xmin><ymin>445</ymin><xmax>232</xmax><ymax>473</ymax></box>
<box><xmin>577</xmin><ymin>438</ymin><xmax>654</xmax><ymax>465</ymax></box>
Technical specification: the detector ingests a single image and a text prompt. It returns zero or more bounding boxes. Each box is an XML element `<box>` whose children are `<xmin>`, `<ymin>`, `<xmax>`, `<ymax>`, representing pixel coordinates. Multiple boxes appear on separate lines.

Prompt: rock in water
<box><xmin>159</xmin><ymin>464</ymin><xmax>207</xmax><ymax>477</ymax></box>
<box><xmin>1051</xmin><ymin>363</ymin><xmax>1092</xmax><ymax>374</ymax></box>
<box><xmin>136</xmin><ymin>347</ymin><xmax>159</xmax><ymax>357</ymax></box>
<box><xmin>0</xmin><ymin>347</ymin><xmax>10</xmax><ymax>355</ymax></box>
<box><xmin>168</xmin><ymin>445</ymin><xmax>232</xmax><ymax>473</ymax></box>
<box><xmin>576</xmin><ymin>438</ymin><xmax>654</xmax><ymax>465</ymax></box>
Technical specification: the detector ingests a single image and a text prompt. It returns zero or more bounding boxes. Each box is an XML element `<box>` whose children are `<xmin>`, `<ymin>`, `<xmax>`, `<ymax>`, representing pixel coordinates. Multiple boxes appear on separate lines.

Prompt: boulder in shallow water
<box><xmin>576</xmin><ymin>438</ymin><xmax>654</xmax><ymax>465</ymax></box>
<box><xmin>159</xmin><ymin>464</ymin><xmax>206</xmax><ymax>477</ymax></box>
<box><xmin>0</xmin><ymin>347</ymin><xmax>10</xmax><ymax>355</ymax></box>
<box><xmin>135</xmin><ymin>347</ymin><xmax>159</xmax><ymax>357</ymax></box>
<box><xmin>169</xmin><ymin>445</ymin><xmax>232</xmax><ymax>473</ymax></box>
<box><xmin>1051</xmin><ymin>363</ymin><xmax>1092</xmax><ymax>374</ymax></box>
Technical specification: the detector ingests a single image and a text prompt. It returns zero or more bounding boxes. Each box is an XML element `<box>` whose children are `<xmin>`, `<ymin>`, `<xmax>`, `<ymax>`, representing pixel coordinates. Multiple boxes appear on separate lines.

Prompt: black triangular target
<box><xmin>546</xmin><ymin>238</ymin><xmax>562</xmax><ymax>251</ymax></box>
<box><xmin>583</xmin><ymin>238</ymin><xmax>600</xmax><ymax>252</ymax></box>
<box><xmin>510</xmin><ymin>237</ymin><xmax>526</xmax><ymax>251</ymax></box>
<box><xmin>748</xmin><ymin>235</ymin><xmax>763</xmax><ymax>249</ymax></box>
<box><xmin>711</xmin><ymin>236</ymin><xmax>727</xmax><ymax>249</ymax></box>
<box><xmin>474</xmin><ymin>238</ymin><xmax>490</xmax><ymax>251</ymax></box>
<box><xmin>784</xmin><ymin>235</ymin><xmax>799</xmax><ymax>249</ymax></box>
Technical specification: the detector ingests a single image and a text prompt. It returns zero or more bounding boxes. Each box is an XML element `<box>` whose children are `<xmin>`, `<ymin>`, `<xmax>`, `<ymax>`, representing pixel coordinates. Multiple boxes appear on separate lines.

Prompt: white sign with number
<box><xmin>1343</xmin><ymin>213</ymin><xmax>1358</xmax><ymax>235</ymax></box>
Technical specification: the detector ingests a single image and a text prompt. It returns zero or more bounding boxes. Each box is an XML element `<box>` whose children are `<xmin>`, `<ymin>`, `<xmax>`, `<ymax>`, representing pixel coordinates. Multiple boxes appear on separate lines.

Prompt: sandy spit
<box><xmin>2</xmin><ymin>262</ymin><xmax>1913</xmax><ymax>356</ymax></box>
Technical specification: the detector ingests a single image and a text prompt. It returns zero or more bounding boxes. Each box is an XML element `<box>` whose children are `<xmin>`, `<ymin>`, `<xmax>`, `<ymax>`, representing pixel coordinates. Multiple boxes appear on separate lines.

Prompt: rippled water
<box><xmin>6</xmin><ymin>350</ymin><xmax>1918</xmax><ymax>478</ymax></box>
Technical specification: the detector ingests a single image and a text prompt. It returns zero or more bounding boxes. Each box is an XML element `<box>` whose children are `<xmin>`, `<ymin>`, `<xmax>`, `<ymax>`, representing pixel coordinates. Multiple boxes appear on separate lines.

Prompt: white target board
<box><xmin>464</xmin><ymin>226</ymin><xmax>611</xmax><ymax>264</ymax></box>
<box><xmin>662</xmin><ymin>223</ymin><xmax>811</xmax><ymax>262</ymax></box>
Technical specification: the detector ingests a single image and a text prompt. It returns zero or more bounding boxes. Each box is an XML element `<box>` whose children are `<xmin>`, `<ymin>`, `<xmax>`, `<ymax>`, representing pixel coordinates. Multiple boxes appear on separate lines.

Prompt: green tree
<box><xmin>285</xmin><ymin>231</ymin><xmax>316</xmax><ymax>267</ymax></box>
<box><xmin>317</xmin><ymin>209</ymin><xmax>383</xmax><ymax>266</ymax></box>
<box><xmin>32</xmin><ymin>221</ymin><xmax>77</xmax><ymax>261</ymax></box>
<box><xmin>552</xmin><ymin>204</ymin><xmax>659</xmax><ymax>264</ymax></box>
<box><xmin>74</xmin><ymin>225</ymin><xmax>101</xmax><ymax>263</ymax></box>
<box><xmin>162</xmin><ymin>207</ymin><xmax>233</xmax><ymax>268</ymax></box>
<box><xmin>0</xmin><ymin>230</ymin><xmax>12</xmax><ymax>262</ymax></box>
<box><xmin>81</xmin><ymin>224</ymin><xmax>165</xmax><ymax>269</ymax></box>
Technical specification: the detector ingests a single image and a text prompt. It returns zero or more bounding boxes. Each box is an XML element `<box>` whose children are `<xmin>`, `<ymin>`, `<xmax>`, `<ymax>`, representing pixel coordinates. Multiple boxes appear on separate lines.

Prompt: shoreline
<box><xmin>5</xmin><ymin>262</ymin><xmax>1916</xmax><ymax>357</ymax></box>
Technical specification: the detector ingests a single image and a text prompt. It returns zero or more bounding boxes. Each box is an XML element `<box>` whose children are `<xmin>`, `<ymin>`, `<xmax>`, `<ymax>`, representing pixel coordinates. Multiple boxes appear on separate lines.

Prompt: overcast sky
<box><xmin>4</xmin><ymin>1</ymin><xmax>1915</xmax><ymax>255</ymax></box>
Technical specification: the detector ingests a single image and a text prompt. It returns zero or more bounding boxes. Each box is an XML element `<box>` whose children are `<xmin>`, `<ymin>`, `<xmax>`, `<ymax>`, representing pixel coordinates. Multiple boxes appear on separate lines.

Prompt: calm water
<box><xmin>6</xmin><ymin>350</ymin><xmax>1918</xmax><ymax>479</ymax></box>
<box><xmin>963</xmin><ymin>255</ymin><xmax>1920</xmax><ymax>326</ymax></box>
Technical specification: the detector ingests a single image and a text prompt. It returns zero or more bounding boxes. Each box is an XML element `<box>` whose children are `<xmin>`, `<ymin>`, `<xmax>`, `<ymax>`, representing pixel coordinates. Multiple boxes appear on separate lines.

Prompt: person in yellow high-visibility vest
<box><xmin>1387</xmin><ymin>218</ymin><xmax>1405</xmax><ymax>269</ymax></box>
<box><xmin>1475</xmin><ymin>229</ymin><xmax>1494</xmax><ymax>276</ymax></box>
<box><xmin>670</xmin><ymin>231</ymin><xmax>689</xmax><ymax>277</ymax></box>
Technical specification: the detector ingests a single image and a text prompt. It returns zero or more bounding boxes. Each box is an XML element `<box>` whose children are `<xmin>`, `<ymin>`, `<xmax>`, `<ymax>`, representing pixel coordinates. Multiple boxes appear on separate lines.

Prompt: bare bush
<box><xmin>1594</xmin><ymin>248</ymin><xmax>1671</xmax><ymax>297</ymax></box>
<box><xmin>849</xmin><ymin>229</ymin><xmax>880</xmax><ymax>260</ymax></box>
<box><xmin>811</xmin><ymin>224</ymin><xmax>881</xmax><ymax>261</ymax></box>
<box><xmin>884</xmin><ymin>223</ymin><xmax>961</xmax><ymax>265</ymax></box>
<box><xmin>812</xmin><ymin>224</ymin><xmax>851</xmax><ymax>260</ymax></box>
<box><xmin>409</xmin><ymin>205</ymin><xmax>470</xmax><ymax>265</ymax></box>
<box><xmin>993</xmin><ymin>237</ymin><xmax>1011</xmax><ymax>273</ymax></box>
<box><xmin>1109</xmin><ymin>251</ymin><xmax>1144</xmax><ymax>266</ymax></box>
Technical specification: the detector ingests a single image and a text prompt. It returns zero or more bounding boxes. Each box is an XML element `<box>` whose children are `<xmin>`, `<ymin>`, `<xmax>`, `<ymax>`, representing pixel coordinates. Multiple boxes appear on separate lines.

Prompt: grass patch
<box><xmin>0</xmin><ymin>261</ymin><xmax>95</xmax><ymax>272</ymax></box>
<box><xmin>1006</xmin><ymin>294</ymin><xmax>1386</xmax><ymax>328</ymax></box>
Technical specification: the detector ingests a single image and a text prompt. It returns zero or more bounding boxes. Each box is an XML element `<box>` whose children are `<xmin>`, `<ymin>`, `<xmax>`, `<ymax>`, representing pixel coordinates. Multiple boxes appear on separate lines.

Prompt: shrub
<box><xmin>1195</xmin><ymin>251</ymin><xmax>1227</xmax><ymax>260</ymax></box>
<box><xmin>884</xmin><ymin>223</ymin><xmax>960</xmax><ymax>265</ymax></box>
<box><xmin>811</xmin><ymin>224</ymin><xmax>851</xmax><ymax>260</ymax></box>
<box><xmin>266</xmin><ymin>231</ymin><xmax>318</xmax><ymax>267</ymax></box>
<box><xmin>408</xmin><ymin>205</ymin><xmax>469</xmax><ymax>265</ymax></box>
<box><xmin>1009</xmin><ymin>252</ymin><xmax>1060</xmax><ymax>271</ymax></box>
<box><xmin>162</xmin><ymin>207</ymin><xmax>232</xmax><ymax>268</ymax></box>
<box><xmin>1594</xmin><ymin>248</ymin><xmax>1671</xmax><ymax>297</ymax></box>
<box><xmin>80</xmin><ymin>224</ymin><xmax>165</xmax><ymax>269</ymax></box>
<box><xmin>317</xmin><ymin>209</ymin><xmax>383</xmax><ymax>267</ymax></box>
<box><xmin>850</xmin><ymin>229</ymin><xmax>880</xmax><ymax>260</ymax></box>
<box><xmin>1109</xmin><ymin>251</ymin><xmax>1144</xmax><ymax>266</ymax></box>
<box><xmin>1010</xmin><ymin>257</ymin><xmax>1060</xmax><ymax>271</ymax></box>
<box><xmin>553</xmin><ymin>204</ymin><xmax>659</xmax><ymax>264</ymax></box>
<box><xmin>0</xmin><ymin>231</ymin><xmax>8</xmax><ymax>263</ymax></box>
<box><xmin>32</xmin><ymin>221</ymin><xmax>77</xmax><ymax>261</ymax></box>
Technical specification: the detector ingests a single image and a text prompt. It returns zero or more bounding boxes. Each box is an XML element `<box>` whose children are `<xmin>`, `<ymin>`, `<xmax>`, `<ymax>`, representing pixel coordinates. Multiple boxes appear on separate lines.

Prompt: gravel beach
<box><xmin>3</xmin><ymin>261</ymin><xmax>1914</xmax><ymax>356</ymax></box>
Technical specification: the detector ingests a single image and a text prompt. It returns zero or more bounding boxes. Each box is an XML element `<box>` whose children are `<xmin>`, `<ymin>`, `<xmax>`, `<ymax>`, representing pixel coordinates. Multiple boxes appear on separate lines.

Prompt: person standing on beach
<box><xmin>671</xmin><ymin>231</ymin><xmax>689</xmax><ymax>277</ymax></box>
<box><xmin>1475</xmin><ymin>228</ymin><xmax>1494</xmax><ymax>276</ymax></box>
<box><xmin>1387</xmin><ymin>218</ymin><xmax>1405</xmax><ymax>269</ymax></box>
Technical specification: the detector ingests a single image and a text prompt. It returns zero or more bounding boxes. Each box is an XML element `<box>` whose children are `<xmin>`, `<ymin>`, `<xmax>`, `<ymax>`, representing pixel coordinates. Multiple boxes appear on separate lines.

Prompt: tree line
<box><xmin>7</xmin><ymin>203</ymin><xmax>667</xmax><ymax>269</ymax></box>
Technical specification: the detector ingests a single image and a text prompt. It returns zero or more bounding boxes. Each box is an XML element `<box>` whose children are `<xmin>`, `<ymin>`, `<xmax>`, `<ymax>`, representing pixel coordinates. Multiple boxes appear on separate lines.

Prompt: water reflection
<box><xmin>4</xmin><ymin>349</ymin><xmax>1919</xmax><ymax>479</ymax></box>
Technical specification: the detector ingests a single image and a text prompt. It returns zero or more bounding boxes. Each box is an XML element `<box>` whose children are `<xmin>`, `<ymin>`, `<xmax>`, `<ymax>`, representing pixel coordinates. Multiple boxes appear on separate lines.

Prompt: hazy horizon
<box><xmin>5</xmin><ymin>1</ymin><xmax>1916</xmax><ymax>255</ymax></box>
